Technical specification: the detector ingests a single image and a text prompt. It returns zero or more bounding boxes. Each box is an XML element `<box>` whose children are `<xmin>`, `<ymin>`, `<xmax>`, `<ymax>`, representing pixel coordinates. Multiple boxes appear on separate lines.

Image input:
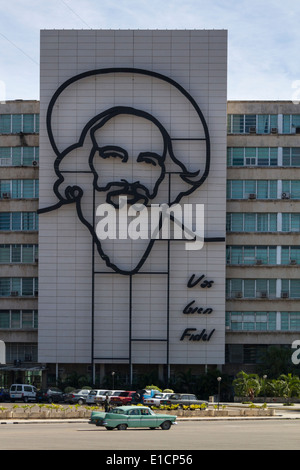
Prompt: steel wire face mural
<box><xmin>39</xmin><ymin>68</ymin><xmax>212</xmax><ymax>275</ymax></box>
<box><xmin>38</xmin><ymin>65</ymin><xmax>225</xmax><ymax>370</ymax></box>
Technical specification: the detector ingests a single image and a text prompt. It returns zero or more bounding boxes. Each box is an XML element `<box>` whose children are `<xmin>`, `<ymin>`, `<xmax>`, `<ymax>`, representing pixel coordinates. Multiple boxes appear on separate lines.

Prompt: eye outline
<box><xmin>137</xmin><ymin>152</ymin><xmax>162</xmax><ymax>167</ymax></box>
<box><xmin>98</xmin><ymin>145</ymin><xmax>128</xmax><ymax>162</ymax></box>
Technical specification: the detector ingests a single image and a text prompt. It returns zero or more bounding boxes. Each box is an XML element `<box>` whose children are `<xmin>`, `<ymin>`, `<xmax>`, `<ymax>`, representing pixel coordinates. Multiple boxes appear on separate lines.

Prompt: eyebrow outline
<box><xmin>137</xmin><ymin>151</ymin><xmax>163</xmax><ymax>166</ymax></box>
<box><xmin>97</xmin><ymin>145</ymin><xmax>128</xmax><ymax>162</ymax></box>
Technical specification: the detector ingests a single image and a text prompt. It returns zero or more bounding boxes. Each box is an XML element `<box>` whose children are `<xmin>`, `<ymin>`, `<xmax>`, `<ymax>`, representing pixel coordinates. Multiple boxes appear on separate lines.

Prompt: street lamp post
<box><xmin>217</xmin><ymin>377</ymin><xmax>222</xmax><ymax>410</ymax></box>
<box><xmin>112</xmin><ymin>371</ymin><xmax>115</xmax><ymax>389</ymax></box>
<box><xmin>263</xmin><ymin>375</ymin><xmax>267</xmax><ymax>403</ymax></box>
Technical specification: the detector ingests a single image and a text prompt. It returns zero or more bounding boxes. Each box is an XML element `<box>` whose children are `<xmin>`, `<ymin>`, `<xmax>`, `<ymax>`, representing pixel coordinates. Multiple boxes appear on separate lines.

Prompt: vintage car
<box><xmin>89</xmin><ymin>405</ymin><xmax>177</xmax><ymax>430</ymax></box>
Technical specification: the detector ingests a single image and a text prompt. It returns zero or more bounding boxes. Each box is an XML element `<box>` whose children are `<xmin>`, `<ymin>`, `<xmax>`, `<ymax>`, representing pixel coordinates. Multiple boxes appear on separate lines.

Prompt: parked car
<box><xmin>94</xmin><ymin>390</ymin><xmax>124</xmax><ymax>405</ymax></box>
<box><xmin>86</xmin><ymin>389</ymin><xmax>110</xmax><ymax>405</ymax></box>
<box><xmin>0</xmin><ymin>388</ymin><xmax>9</xmax><ymax>402</ymax></box>
<box><xmin>63</xmin><ymin>389</ymin><xmax>91</xmax><ymax>405</ymax></box>
<box><xmin>143</xmin><ymin>392</ymin><xmax>172</xmax><ymax>407</ymax></box>
<box><xmin>89</xmin><ymin>405</ymin><xmax>177</xmax><ymax>430</ymax></box>
<box><xmin>9</xmin><ymin>384</ymin><xmax>37</xmax><ymax>402</ymax></box>
<box><xmin>109</xmin><ymin>391</ymin><xmax>136</xmax><ymax>406</ymax></box>
<box><xmin>36</xmin><ymin>387</ymin><xmax>64</xmax><ymax>403</ymax></box>
<box><xmin>160</xmin><ymin>393</ymin><xmax>207</xmax><ymax>407</ymax></box>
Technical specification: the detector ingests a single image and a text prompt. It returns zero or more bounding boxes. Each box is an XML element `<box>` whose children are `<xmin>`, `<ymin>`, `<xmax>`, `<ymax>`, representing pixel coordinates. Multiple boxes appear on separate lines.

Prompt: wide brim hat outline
<box><xmin>46</xmin><ymin>67</ymin><xmax>210</xmax><ymax>200</ymax></box>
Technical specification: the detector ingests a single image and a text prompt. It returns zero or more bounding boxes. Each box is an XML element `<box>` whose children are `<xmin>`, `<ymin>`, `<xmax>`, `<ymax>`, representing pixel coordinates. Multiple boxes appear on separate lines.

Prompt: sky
<box><xmin>0</xmin><ymin>0</ymin><xmax>300</xmax><ymax>102</ymax></box>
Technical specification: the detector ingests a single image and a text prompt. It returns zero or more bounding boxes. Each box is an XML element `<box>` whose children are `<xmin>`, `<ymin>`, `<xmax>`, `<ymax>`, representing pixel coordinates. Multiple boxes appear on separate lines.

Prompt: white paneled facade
<box><xmin>38</xmin><ymin>30</ymin><xmax>227</xmax><ymax>378</ymax></box>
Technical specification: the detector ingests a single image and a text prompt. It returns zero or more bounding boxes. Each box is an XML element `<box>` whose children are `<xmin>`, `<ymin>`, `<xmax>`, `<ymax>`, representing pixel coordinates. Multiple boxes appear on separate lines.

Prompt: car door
<box><xmin>140</xmin><ymin>408</ymin><xmax>160</xmax><ymax>427</ymax></box>
<box><xmin>127</xmin><ymin>408</ymin><xmax>141</xmax><ymax>427</ymax></box>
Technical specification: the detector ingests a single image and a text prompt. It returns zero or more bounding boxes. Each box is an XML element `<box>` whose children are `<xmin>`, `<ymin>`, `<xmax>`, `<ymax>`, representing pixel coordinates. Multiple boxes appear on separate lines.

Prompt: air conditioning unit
<box><xmin>281</xmin><ymin>292</ymin><xmax>289</xmax><ymax>298</ymax></box>
<box><xmin>281</xmin><ymin>192</ymin><xmax>290</xmax><ymax>199</ymax></box>
<box><xmin>11</xmin><ymin>291</ymin><xmax>18</xmax><ymax>296</ymax></box>
<box><xmin>256</xmin><ymin>259</ymin><xmax>263</xmax><ymax>265</ymax></box>
<box><xmin>271</xmin><ymin>127</ymin><xmax>278</xmax><ymax>134</ymax></box>
<box><xmin>249</xmin><ymin>127</ymin><xmax>256</xmax><ymax>133</ymax></box>
<box><xmin>248</xmin><ymin>193</ymin><xmax>256</xmax><ymax>199</ymax></box>
<box><xmin>2</xmin><ymin>192</ymin><xmax>11</xmax><ymax>199</ymax></box>
<box><xmin>260</xmin><ymin>292</ymin><xmax>267</xmax><ymax>298</ymax></box>
<box><xmin>290</xmin><ymin>259</ymin><xmax>297</xmax><ymax>265</ymax></box>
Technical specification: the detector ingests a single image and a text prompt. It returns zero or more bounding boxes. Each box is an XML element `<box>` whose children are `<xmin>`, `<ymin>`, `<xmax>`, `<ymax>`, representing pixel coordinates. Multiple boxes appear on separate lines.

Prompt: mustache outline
<box><xmin>105</xmin><ymin>179</ymin><xmax>150</xmax><ymax>208</ymax></box>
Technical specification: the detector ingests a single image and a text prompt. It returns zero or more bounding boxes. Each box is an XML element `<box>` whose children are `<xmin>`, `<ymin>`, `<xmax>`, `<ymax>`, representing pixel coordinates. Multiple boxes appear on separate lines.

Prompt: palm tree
<box><xmin>232</xmin><ymin>371</ymin><xmax>261</xmax><ymax>400</ymax></box>
<box><xmin>277</xmin><ymin>373</ymin><xmax>300</xmax><ymax>403</ymax></box>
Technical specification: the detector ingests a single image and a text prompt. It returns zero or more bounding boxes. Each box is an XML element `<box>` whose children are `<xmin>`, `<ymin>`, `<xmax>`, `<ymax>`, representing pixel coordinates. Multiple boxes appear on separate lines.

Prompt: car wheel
<box><xmin>160</xmin><ymin>421</ymin><xmax>171</xmax><ymax>430</ymax></box>
<box><xmin>117</xmin><ymin>423</ymin><xmax>128</xmax><ymax>430</ymax></box>
<box><xmin>23</xmin><ymin>397</ymin><xmax>28</xmax><ymax>403</ymax></box>
<box><xmin>78</xmin><ymin>399</ymin><xmax>84</xmax><ymax>405</ymax></box>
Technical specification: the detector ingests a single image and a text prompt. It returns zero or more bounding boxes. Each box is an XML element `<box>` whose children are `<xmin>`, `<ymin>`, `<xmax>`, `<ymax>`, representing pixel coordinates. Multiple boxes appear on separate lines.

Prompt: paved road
<box><xmin>1</xmin><ymin>419</ymin><xmax>300</xmax><ymax>451</ymax></box>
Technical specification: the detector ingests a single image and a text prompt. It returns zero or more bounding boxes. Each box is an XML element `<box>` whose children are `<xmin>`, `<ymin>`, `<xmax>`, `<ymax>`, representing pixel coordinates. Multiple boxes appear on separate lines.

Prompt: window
<box><xmin>227</xmin><ymin>115</ymin><xmax>278</xmax><ymax>134</ymax></box>
<box><xmin>226</xmin><ymin>246</ymin><xmax>277</xmax><ymax>265</ymax></box>
<box><xmin>6</xmin><ymin>343</ymin><xmax>38</xmax><ymax>362</ymax></box>
<box><xmin>281</xmin><ymin>181</ymin><xmax>300</xmax><ymax>199</ymax></box>
<box><xmin>226</xmin><ymin>279</ymin><xmax>276</xmax><ymax>299</ymax></box>
<box><xmin>281</xmin><ymin>280</ymin><xmax>300</xmax><ymax>298</ymax></box>
<box><xmin>282</xmin><ymin>115</ymin><xmax>300</xmax><ymax>134</ymax></box>
<box><xmin>0</xmin><ymin>213</ymin><xmax>38</xmax><ymax>231</ymax></box>
<box><xmin>0</xmin><ymin>147</ymin><xmax>39</xmax><ymax>167</ymax></box>
<box><xmin>226</xmin><ymin>311</ymin><xmax>276</xmax><ymax>331</ymax></box>
<box><xmin>282</xmin><ymin>148</ymin><xmax>300</xmax><ymax>166</ymax></box>
<box><xmin>281</xmin><ymin>312</ymin><xmax>300</xmax><ymax>331</ymax></box>
<box><xmin>0</xmin><ymin>278</ymin><xmax>38</xmax><ymax>297</ymax></box>
<box><xmin>227</xmin><ymin>180</ymin><xmax>277</xmax><ymax>199</ymax></box>
<box><xmin>227</xmin><ymin>147</ymin><xmax>278</xmax><ymax>167</ymax></box>
<box><xmin>0</xmin><ymin>180</ymin><xmax>39</xmax><ymax>199</ymax></box>
<box><xmin>226</xmin><ymin>344</ymin><xmax>268</xmax><ymax>364</ymax></box>
<box><xmin>226</xmin><ymin>213</ymin><xmax>277</xmax><ymax>232</ymax></box>
<box><xmin>282</xmin><ymin>213</ymin><xmax>300</xmax><ymax>232</ymax></box>
<box><xmin>281</xmin><ymin>246</ymin><xmax>300</xmax><ymax>265</ymax></box>
<box><xmin>0</xmin><ymin>114</ymin><xmax>39</xmax><ymax>134</ymax></box>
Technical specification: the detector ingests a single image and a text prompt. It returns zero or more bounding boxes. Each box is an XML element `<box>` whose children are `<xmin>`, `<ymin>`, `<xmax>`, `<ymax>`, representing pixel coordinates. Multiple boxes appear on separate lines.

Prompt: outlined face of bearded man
<box><xmin>89</xmin><ymin>109</ymin><xmax>167</xmax><ymax>209</ymax></box>
<box><xmin>39</xmin><ymin>69</ymin><xmax>211</xmax><ymax>275</ymax></box>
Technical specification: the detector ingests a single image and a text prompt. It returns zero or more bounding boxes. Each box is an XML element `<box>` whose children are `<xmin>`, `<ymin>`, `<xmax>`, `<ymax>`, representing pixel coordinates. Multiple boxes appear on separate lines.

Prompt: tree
<box><xmin>232</xmin><ymin>371</ymin><xmax>261</xmax><ymax>400</ymax></box>
<box><xmin>276</xmin><ymin>374</ymin><xmax>300</xmax><ymax>403</ymax></box>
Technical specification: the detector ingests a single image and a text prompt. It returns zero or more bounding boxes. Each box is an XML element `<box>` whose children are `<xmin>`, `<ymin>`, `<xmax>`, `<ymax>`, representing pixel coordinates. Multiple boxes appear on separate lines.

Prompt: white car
<box><xmin>143</xmin><ymin>393</ymin><xmax>172</xmax><ymax>407</ymax></box>
<box><xmin>86</xmin><ymin>389</ymin><xmax>110</xmax><ymax>405</ymax></box>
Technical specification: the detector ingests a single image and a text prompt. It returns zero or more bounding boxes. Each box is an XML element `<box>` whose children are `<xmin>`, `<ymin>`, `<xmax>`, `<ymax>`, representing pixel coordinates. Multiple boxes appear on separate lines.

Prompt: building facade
<box><xmin>226</xmin><ymin>101</ymin><xmax>300</xmax><ymax>374</ymax></box>
<box><xmin>0</xmin><ymin>31</ymin><xmax>299</xmax><ymax>388</ymax></box>
<box><xmin>0</xmin><ymin>100</ymin><xmax>41</xmax><ymax>386</ymax></box>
